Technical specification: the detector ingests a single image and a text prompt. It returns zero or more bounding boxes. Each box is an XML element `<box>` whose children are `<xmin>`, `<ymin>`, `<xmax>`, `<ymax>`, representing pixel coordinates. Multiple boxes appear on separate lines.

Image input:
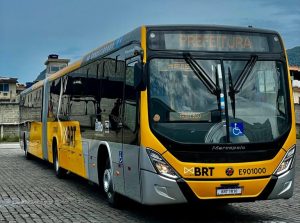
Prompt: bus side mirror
<box><xmin>134</xmin><ymin>62</ymin><xmax>147</xmax><ymax>91</ymax></box>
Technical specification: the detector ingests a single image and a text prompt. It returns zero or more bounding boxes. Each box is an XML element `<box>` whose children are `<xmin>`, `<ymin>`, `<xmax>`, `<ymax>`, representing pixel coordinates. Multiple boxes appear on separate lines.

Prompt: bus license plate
<box><xmin>216</xmin><ymin>187</ymin><xmax>242</xmax><ymax>196</ymax></box>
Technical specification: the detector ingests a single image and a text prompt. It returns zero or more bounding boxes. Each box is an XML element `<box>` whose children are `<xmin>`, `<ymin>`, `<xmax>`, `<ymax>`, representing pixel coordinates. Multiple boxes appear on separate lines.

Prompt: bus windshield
<box><xmin>149</xmin><ymin>58</ymin><xmax>290</xmax><ymax>144</ymax></box>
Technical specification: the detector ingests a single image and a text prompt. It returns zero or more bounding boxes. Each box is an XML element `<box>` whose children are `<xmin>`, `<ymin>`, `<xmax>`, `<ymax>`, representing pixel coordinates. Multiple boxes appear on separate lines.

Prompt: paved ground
<box><xmin>0</xmin><ymin>142</ymin><xmax>299</xmax><ymax>223</ymax></box>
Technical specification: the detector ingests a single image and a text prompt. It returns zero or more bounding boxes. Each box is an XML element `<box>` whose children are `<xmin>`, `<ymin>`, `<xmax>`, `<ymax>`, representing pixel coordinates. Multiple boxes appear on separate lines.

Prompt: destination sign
<box><xmin>148</xmin><ymin>31</ymin><xmax>282</xmax><ymax>53</ymax></box>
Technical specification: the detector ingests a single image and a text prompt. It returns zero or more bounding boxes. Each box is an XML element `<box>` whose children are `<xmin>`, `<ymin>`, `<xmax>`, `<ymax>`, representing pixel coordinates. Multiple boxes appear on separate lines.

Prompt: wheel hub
<box><xmin>55</xmin><ymin>155</ymin><xmax>59</xmax><ymax>172</ymax></box>
<box><xmin>103</xmin><ymin>169</ymin><xmax>111</xmax><ymax>194</ymax></box>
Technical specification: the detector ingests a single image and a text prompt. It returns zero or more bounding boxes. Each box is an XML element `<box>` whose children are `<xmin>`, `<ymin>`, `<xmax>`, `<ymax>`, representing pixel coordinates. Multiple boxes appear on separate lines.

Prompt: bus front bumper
<box><xmin>267</xmin><ymin>166</ymin><xmax>295</xmax><ymax>200</ymax></box>
<box><xmin>140</xmin><ymin>167</ymin><xmax>295</xmax><ymax>205</ymax></box>
<box><xmin>140</xmin><ymin>170</ymin><xmax>187</xmax><ymax>205</ymax></box>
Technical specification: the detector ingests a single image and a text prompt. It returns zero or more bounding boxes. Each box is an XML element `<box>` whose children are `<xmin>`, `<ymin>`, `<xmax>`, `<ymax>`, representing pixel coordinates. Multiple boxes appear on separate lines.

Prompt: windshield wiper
<box><xmin>183</xmin><ymin>53</ymin><xmax>220</xmax><ymax>95</ymax></box>
<box><xmin>228</xmin><ymin>55</ymin><xmax>258</xmax><ymax>118</ymax></box>
<box><xmin>233</xmin><ymin>55</ymin><xmax>258</xmax><ymax>93</ymax></box>
<box><xmin>227</xmin><ymin>67</ymin><xmax>236</xmax><ymax>118</ymax></box>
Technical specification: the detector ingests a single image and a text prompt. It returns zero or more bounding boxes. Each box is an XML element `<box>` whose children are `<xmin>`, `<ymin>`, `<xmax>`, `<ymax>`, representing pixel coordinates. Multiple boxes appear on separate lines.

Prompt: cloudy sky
<box><xmin>0</xmin><ymin>0</ymin><xmax>299</xmax><ymax>83</ymax></box>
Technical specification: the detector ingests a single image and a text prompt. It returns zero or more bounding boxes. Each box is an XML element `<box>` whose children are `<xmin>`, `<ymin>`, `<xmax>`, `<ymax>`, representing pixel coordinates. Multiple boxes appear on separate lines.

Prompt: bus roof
<box><xmin>79</xmin><ymin>25</ymin><xmax>280</xmax><ymax>67</ymax></box>
<box><xmin>20</xmin><ymin>60</ymin><xmax>82</xmax><ymax>95</ymax></box>
<box><xmin>81</xmin><ymin>27</ymin><xmax>142</xmax><ymax>65</ymax></box>
<box><xmin>20</xmin><ymin>79</ymin><xmax>44</xmax><ymax>95</ymax></box>
<box><xmin>145</xmin><ymin>24</ymin><xmax>280</xmax><ymax>35</ymax></box>
<box><xmin>21</xmin><ymin>24</ymin><xmax>281</xmax><ymax>96</ymax></box>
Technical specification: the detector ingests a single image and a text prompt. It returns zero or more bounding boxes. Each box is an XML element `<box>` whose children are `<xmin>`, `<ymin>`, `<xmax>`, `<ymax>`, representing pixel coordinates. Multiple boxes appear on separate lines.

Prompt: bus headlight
<box><xmin>146</xmin><ymin>149</ymin><xmax>180</xmax><ymax>180</ymax></box>
<box><xmin>274</xmin><ymin>146</ymin><xmax>296</xmax><ymax>176</ymax></box>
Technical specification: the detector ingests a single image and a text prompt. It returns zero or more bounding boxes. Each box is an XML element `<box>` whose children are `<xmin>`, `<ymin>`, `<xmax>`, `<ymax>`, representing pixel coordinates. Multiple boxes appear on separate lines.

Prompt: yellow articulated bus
<box><xmin>20</xmin><ymin>25</ymin><xmax>296</xmax><ymax>206</ymax></box>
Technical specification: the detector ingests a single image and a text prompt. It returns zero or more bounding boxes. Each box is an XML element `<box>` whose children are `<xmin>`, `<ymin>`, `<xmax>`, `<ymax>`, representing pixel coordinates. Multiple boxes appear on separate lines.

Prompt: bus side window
<box><xmin>68</xmin><ymin>67</ymin><xmax>91</xmax><ymax>127</ymax></box>
<box><xmin>49</xmin><ymin>79</ymin><xmax>61</xmax><ymax>120</ymax></box>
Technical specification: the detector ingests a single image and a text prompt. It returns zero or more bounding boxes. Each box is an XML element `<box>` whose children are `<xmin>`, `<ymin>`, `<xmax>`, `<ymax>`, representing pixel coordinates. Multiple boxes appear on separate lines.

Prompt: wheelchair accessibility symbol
<box><xmin>230</xmin><ymin>122</ymin><xmax>244</xmax><ymax>137</ymax></box>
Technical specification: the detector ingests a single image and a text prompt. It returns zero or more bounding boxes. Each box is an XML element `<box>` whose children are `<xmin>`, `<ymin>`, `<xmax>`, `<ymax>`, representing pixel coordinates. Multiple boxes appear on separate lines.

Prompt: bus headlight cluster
<box><xmin>146</xmin><ymin>149</ymin><xmax>179</xmax><ymax>180</ymax></box>
<box><xmin>274</xmin><ymin>145</ymin><xmax>296</xmax><ymax>176</ymax></box>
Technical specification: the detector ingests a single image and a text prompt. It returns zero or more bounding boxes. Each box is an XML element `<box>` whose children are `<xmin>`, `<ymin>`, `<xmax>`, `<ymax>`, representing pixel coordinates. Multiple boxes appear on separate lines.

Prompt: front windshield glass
<box><xmin>223</xmin><ymin>60</ymin><xmax>289</xmax><ymax>143</ymax></box>
<box><xmin>149</xmin><ymin>58</ymin><xmax>223</xmax><ymax>143</ymax></box>
<box><xmin>149</xmin><ymin>58</ymin><xmax>289</xmax><ymax>144</ymax></box>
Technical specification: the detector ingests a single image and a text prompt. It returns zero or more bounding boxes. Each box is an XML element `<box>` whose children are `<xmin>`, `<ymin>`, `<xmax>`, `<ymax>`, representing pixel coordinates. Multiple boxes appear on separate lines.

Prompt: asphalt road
<box><xmin>0</xmin><ymin>142</ymin><xmax>299</xmax><ymax>223</ymax></box>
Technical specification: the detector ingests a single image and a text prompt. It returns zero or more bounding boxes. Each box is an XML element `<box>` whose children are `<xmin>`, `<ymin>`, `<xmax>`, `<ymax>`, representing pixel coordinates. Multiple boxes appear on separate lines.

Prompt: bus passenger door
<box><xmin>123</xmin><ymin>59</ymin><xmax>141</xmax><ymax>202</ymax></box>
<box><xmin>100</xmin><ymin>56</ymin><xmax>125</xmax><ymax>194</ymax></box>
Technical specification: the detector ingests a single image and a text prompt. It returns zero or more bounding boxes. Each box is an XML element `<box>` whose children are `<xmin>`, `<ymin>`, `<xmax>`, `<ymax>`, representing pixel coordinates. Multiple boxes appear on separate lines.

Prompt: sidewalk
<box><xmin>0</xmin><ymin>142</ymin><xmax>20</xmax><ymax>149</ymax></box>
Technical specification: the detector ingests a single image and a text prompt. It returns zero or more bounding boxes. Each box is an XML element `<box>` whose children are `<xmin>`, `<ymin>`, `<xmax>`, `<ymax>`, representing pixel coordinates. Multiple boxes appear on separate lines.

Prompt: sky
<box><xmin>0</xmin><ymin>0</ymin><xmax>300</xmax><ymax>84</ymax></box>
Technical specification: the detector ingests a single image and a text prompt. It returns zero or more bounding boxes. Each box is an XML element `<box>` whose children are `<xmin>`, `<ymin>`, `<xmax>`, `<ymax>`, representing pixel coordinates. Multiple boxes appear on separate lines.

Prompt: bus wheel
<box><xmin>24</xmin><ymin>134</ymin><xmax>31</xmax><ymax>159</ymax></box>
<box><xmin>53</xmin><ymin>145</ymin><xmax>66</xmax><ymax>178</ymax></box>
<box><xmin>103</xmin><ymin>158</ymin><xmax>122</xmax><ymax>207</ymax></box>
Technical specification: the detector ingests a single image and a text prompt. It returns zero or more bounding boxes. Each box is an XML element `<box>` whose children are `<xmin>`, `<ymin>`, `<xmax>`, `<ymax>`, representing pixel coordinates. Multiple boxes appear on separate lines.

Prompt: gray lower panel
<box><xmin>85</xmin><ymin>140</ymin><xmax>186</xmax><ymax>205</ymax></box>
<box><xmin>267</xmin><ymin>167</ymin><xmax>295</xmax><ymax>199</ymax></box>
<box><xmin>140</xmin><ymin>147</ymin><xmax>156</xmax><ymax>173</ymax></box>
<box><xmin>84</xmin><ymin>139</ymin><xmax>125</xmax><ymax>195</ymax></box>
<box><xmin>82</xmin><ymin>140</ymin><xmax>89</xmax><ymax>179</ymax></box>
<box><xmin>140</xmin><ymin>170</ymin><xmax>187</xmax><ymax>205</ymax></box>
<box><xmin>123</xmin><ymin>143</ymin><xmax>141</xmax><ymax>202</ymax></box>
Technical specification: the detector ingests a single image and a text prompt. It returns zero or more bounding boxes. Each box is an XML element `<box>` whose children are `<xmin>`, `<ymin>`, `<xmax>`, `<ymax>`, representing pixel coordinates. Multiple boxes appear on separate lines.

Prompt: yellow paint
<box><xmin>47</xmin><ymin>121</ymin><xmax>87</xmax><ymax>179</ymax></box>
<box><xmin>140</xmin><ymin>26</ymin><xmax>168</xmax><ymax>154</ymax></box>
<box><xmin>163</xmin><ymin>149</ymin><xmax>286</xmax><ymax>179</ymax></box>
<box><xmin>140</xmin><ymin>92</ymin><xmax>168</xmax><ymax>154</ymax></box>
<box><xmin>281</xmin><ymin>48</ymin><xmax>297</xmax><ymax>151</ymax></box>
<box><xmin>28</xmin><ymin>122</ymin><xmax>43</xmax><ymax>159</ymax></box>
<box><xmin>187</xmin><ymin>178</ymin><xmax>270</xmax><ymax>199</ymax></box>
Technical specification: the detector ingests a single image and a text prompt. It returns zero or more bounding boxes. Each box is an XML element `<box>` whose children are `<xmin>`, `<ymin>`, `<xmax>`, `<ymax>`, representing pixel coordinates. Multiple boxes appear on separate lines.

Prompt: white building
<box><xmin>0</xmin><ymin>77</ymin><xmax>18</xmax><ymax>102</ymax></box>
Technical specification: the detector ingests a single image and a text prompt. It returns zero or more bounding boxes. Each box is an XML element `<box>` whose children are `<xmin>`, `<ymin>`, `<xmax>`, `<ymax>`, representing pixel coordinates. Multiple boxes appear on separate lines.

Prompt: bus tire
<box><xmin>103</xmin><ymin>158</ymin><xmax>122</xmax><ymax>208</ymax></box>
<box><xmin>24</xmin><ymin>134</ymin><xmax>31</xmax><ymax>160</ymax></box>
<box><xmin>53</xmin><ymin>142</ymin><xmax>66</xmax><ymax>179</ymax></box>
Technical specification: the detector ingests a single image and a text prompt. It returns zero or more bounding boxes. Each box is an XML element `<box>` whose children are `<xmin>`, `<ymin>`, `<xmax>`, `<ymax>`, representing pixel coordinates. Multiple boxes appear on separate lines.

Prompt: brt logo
<box><xmin>184</xmin><ymin>167</ymin><xmax>215</xmax><ymax>176</ymax></box>
<box><xmin>64</xmin><ymin>126</ymin><xmax>76</xmax><ymax>147</ymax></box>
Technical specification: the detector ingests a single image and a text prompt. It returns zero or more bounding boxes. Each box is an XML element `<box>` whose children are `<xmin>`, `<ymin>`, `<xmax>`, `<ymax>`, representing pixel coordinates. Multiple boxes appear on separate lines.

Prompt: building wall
<box><xmin>0</xmin><ymin>103</ymin><xmax>19</xmax><ymax>123</ymax></box>
<box><xmin>293</xmin><ymin>89</ymin><xmax>300</xmax><ymax>104</ymax></box>
<box><xmin>294</xmin><ymin>104</ymin><xmax>300</xmax><ymax>134</ymax></box>
<box><xmin>0</xmin><ymin>102</ymin><xmax>19</xmax><ymax>140</ymax></box>
<box><xmin>0</xmin><ymin>125</ymin><xmax>19</xmax><ymax>139</ymax></box>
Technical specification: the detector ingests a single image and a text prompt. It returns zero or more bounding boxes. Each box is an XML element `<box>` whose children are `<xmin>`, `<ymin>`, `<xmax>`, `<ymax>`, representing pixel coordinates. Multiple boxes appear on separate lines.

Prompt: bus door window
<box><xmin>123</xmin><ymin>58</ymin><xmax>139</xmax><ymax>145</ymax></box>
<box><xmin>100</xmin><ymin>57</ymin><xmax>125</xmax><ymax>142</ymax></box>
<box><xmin>86</xmin><ymin>61</ymin><xmax>101</xmax><ymax>130</ymax></box>
<box><xmin>109</xmin><ymin>98</ymin><xmax>122</xmax><ymax>132</ymax></box>
<box><xmin>123</xmin><ymin>57</ymin><xmax>140</xmax><ymax>201</ymax></box>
